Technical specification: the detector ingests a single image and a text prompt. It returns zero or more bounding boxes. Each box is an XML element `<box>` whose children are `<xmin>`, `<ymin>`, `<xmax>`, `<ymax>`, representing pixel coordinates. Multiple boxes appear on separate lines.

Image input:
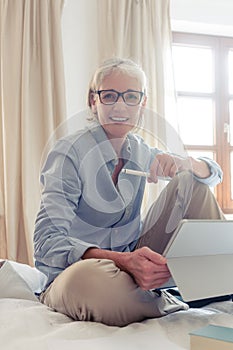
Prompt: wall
<box><xmin>62</xmin><ymin>0</ymin><xmax>98</xmax><ymax>123</ymax></box>
<box><xmin>170</xmin><ymin>0</ymin><xmax>233</xmax><ymax>36</ymax></box>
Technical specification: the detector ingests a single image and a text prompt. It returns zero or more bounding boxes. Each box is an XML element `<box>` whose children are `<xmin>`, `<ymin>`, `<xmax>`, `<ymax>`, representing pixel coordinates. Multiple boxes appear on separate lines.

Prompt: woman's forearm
<box><xmin>82</xmin><ymin>247</ymin><xmax>170</xmax><ymax>290</ymax></box>
<box><xmin>82</xmin><ymin>247</ymin><xmax>130</xmax><ymax>271</ymax></box>
<box><xmin>188</xmin><ymin>157</ymin><xmax>211</xmax><ymax>179</ymax></box>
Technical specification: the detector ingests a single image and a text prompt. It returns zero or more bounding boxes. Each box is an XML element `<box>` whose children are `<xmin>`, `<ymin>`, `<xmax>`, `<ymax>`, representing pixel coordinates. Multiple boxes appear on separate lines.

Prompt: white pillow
<box><xmin>0</xmin><ymin>260</ymin><xmax>46</xmax><ymax>301</ymax></box>
<box><xmin>6</xmin><ymin>260</ymin><xmax>47</xmax><ymax>293</ymax></box>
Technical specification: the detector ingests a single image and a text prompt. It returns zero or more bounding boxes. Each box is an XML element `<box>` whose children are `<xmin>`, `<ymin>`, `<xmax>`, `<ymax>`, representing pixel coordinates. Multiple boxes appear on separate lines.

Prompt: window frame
<box><xmin>172</xmin><ymin>32</ymin><xmax>233</xmax><ymax>213</ymax></box>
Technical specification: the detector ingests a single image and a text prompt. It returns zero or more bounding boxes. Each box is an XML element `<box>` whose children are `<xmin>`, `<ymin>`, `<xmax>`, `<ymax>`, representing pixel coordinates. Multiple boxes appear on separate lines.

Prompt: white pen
<box><xmin>121</xmin><ymin>168</ymin><xmax>170</xmax><ymax>181</ymax></box>
<box><xmin>122</xmin><ymin>169</ymin><xmax>149</xmax><ymax>177</ymax></box>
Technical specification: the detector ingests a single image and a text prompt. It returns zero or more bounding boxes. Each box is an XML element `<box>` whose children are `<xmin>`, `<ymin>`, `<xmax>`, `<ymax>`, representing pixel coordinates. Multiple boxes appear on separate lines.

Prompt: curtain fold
<box><xmin>97</xmin><ymin>0</ymin><xmax>178</xmax><ymax>134</ymax></box>
<box><xmin>0</xmin><ymin>0</ymin><xmax>66</xmax><ymax>264</ymax></box>
<box><xmin>97</xmin><ymin>0</ymin><xmax>182</xmax><ymax>209</ymax></box>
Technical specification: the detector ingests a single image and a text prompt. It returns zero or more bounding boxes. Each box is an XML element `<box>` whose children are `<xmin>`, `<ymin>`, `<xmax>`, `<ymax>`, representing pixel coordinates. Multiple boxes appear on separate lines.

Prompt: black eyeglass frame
<box><xmin>94</xmin><ymin>89</ymin><xmax>145</xmax><ymax>106</ymax></box>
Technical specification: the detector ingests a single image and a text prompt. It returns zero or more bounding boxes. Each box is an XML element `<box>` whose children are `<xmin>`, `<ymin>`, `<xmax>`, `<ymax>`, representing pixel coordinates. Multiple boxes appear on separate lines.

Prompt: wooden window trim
<box><xmin>172</xmin><ymin>32</ymin><xmax>233</xmax><ymax>213</ymax></box>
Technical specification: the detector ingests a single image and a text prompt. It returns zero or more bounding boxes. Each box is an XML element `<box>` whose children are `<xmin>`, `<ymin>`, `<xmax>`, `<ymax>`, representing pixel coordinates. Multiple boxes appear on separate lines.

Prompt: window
<box><xmin>172</xmin><ymin>33</ymin><xmax>233</xmax><ymax>213</ymax></box>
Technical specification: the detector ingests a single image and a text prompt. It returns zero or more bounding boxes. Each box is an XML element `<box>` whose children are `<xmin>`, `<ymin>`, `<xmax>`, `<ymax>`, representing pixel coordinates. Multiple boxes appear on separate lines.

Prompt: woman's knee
<box><xmin>43</xmin><ymin>258</ymin><xmax>138</xmax><ymax>325</ymax></box>
<box><xmin>55</xmin><ymin>258</ymin><xmax>120</xmax><ymax>299</ymax></box>
<box><xmin>175</xmin><ymin>172</ymin><xmax>224</xmax><ymax>219</ymax></box>
<box><xmin>169</xmin><ymin>170</ymin><xmax>212</xmax><ymax>201</ymax></box>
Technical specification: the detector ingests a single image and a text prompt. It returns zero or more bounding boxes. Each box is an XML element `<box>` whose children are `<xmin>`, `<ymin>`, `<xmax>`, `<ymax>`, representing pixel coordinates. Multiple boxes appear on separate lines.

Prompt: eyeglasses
<box><xmin>95</xmin><ymin>89</ymin><xmax>144</xmax><ymax>106</ymax></box>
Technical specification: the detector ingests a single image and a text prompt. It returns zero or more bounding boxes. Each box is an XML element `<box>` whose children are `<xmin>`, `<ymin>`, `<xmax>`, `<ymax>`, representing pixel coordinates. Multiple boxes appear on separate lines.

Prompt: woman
<box><xmin>34</xmin><ymin>58</ymin><xmax>224</xmax><ymax>326</ymax></box>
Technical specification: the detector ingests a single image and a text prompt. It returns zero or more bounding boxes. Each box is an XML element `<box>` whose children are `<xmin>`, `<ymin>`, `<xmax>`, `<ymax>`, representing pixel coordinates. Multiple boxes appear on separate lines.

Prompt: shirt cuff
<box><xmin>194</xmin><ymin>157</ymin><xmax>223</xmax><ymax>186</ymax></box>
<box><xmin>68</xmin><ymin>242</ymin><xmax>100</xmax><ymax>265</ymax></box>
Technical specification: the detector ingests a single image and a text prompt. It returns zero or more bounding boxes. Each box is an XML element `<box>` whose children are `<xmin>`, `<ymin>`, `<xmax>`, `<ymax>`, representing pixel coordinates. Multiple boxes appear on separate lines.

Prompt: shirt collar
<box><xmin>87</xmin><ymin>122</ymin><xmax>131</xmax><ymax>163</ymax></box>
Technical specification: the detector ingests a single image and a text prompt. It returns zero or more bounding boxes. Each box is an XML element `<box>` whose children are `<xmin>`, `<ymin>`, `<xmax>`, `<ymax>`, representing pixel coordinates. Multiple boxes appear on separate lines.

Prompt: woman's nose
<box><xmin>113</xmin><ymin>99</ymin><xmax>127</xmax><ymax>110</ymax></box>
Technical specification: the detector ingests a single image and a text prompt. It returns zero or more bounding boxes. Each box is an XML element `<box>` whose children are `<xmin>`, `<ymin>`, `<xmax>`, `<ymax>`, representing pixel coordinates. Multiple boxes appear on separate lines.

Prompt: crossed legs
<box><xmin>40</xmin><ymin>172</ymin><xmax>224</xmax><ymax>326</ymax></box>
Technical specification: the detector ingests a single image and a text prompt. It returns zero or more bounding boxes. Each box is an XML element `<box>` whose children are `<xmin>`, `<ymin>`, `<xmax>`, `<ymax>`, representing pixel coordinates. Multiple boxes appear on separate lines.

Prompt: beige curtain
<box><xmin>97</xmin><ymin>0</ymin><xmax>183</xmax><ymax>210</ymax></box>
<box><xmin>0</xmin><ymin>0</ymin><xmax>66</xmax><ymax>265</ymax></box>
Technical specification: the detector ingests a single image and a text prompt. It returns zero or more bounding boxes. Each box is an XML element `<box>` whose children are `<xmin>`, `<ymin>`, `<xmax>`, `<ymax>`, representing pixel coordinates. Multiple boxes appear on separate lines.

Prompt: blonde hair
<box><xmin>87</xmin><ymin>58</ymin><xmax>147</xmax><ymax>113</ymax></box>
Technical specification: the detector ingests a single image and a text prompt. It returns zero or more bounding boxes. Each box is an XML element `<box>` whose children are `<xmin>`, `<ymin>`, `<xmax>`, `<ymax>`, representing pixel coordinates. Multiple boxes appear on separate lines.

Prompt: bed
<box><xmin>1</xmin><ymin>260</ymin><xmax>233</xmax><ymax>350</ymax></box>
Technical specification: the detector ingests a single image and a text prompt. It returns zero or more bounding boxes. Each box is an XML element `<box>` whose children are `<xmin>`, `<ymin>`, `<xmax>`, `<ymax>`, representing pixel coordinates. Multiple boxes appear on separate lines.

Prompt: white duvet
<box><xmin>1</xmin><ymin>260</ymin><xmax>233</xmax><ymax>350</ymax></box>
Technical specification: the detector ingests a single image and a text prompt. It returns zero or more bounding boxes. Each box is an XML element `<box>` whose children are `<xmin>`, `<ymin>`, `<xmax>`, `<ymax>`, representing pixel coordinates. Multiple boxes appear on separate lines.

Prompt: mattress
<box><xmin>1</xmin><ymin>260</ymin><xmax>233</xmax><ymax>350</ymax></box>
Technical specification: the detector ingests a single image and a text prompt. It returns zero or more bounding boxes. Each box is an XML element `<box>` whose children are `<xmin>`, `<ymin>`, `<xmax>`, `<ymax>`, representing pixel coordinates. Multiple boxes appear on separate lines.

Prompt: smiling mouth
<box><xmin>110</xmin><ymin>117</ymin><xmax>129</xmax><ymax>122</ymax></box>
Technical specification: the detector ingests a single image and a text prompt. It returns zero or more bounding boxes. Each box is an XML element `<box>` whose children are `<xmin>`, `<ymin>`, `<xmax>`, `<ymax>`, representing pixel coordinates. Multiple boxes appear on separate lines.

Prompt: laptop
<box><xmin>161</xmin><ymin>219</ymin><xmax>233</xmax><ymax>302</ymax></box>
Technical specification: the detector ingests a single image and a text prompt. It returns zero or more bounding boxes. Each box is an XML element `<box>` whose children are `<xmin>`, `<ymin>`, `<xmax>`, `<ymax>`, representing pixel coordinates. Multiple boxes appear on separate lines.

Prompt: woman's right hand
<box><xmin>83</xmin><ymin>246</ymin><xmax>171</xmax><ymax>290</ymax></box>
<box><xmin>119</xmin><ymin>246</ymin><xmax>171</xmax><ymax>290</ymax></box>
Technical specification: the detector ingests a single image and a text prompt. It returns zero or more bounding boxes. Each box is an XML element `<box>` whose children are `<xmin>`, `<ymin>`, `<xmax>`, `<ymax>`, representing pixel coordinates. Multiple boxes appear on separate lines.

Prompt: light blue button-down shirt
<box><xmin>34</xmin><ymin>123</ymin><xmax>223</xmax><ymax>288</ymax></box>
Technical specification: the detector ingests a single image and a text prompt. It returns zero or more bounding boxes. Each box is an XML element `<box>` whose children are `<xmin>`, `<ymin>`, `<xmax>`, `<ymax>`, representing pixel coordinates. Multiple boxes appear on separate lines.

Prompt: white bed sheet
<box><xmin>1</xmin><ymin>260</ymin><xmax>233</xmax><ymax>349</ymax></box>
<box><xmin>1</xmin><ymin>298</ymin><xmax>233</xmax><ymax>350</ymax></box>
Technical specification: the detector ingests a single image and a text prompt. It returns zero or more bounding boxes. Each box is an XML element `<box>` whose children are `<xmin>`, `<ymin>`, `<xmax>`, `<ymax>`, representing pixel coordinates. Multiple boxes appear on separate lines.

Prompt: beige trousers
<box><xmin>40</xmin><ymin>172</ymin><xmax>225</xmax><ymax>326</ymax></box>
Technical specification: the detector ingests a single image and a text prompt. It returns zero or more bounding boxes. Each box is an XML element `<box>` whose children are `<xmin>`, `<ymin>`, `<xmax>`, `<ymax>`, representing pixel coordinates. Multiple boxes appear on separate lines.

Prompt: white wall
<box><xmin>170</xmin><ymin>0</ymin><xmax>233</xmax><ymax>36</ymax></box>
<box><xmin>62</xmin><ymin>0</ymin><xmax>98</xmax><ymax>121</ymax></box>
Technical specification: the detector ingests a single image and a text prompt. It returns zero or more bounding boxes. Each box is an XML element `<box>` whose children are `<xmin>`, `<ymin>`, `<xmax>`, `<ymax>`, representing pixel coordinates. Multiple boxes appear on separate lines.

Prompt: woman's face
<box><xmin>91</xmin><ymin>71</ymin><xmax>147</xmax><ymax>140</ymax></box>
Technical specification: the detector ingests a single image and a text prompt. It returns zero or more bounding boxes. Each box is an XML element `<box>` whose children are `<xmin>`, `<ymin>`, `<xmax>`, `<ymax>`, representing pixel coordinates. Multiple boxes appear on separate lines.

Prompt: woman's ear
<box><xmin>138</xmin><ymin>95</ymin><xmax>147</xmax><ymax>121</ymax></box>
<box><xmin>89</xmin><ymin>91</ymin><xmax>97</xmax><ymax>114</ymax></box>
<box><xmin>142</xmin><ymin>95</ymin><xmax>147</xmax><ymax>107</ymax></box>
